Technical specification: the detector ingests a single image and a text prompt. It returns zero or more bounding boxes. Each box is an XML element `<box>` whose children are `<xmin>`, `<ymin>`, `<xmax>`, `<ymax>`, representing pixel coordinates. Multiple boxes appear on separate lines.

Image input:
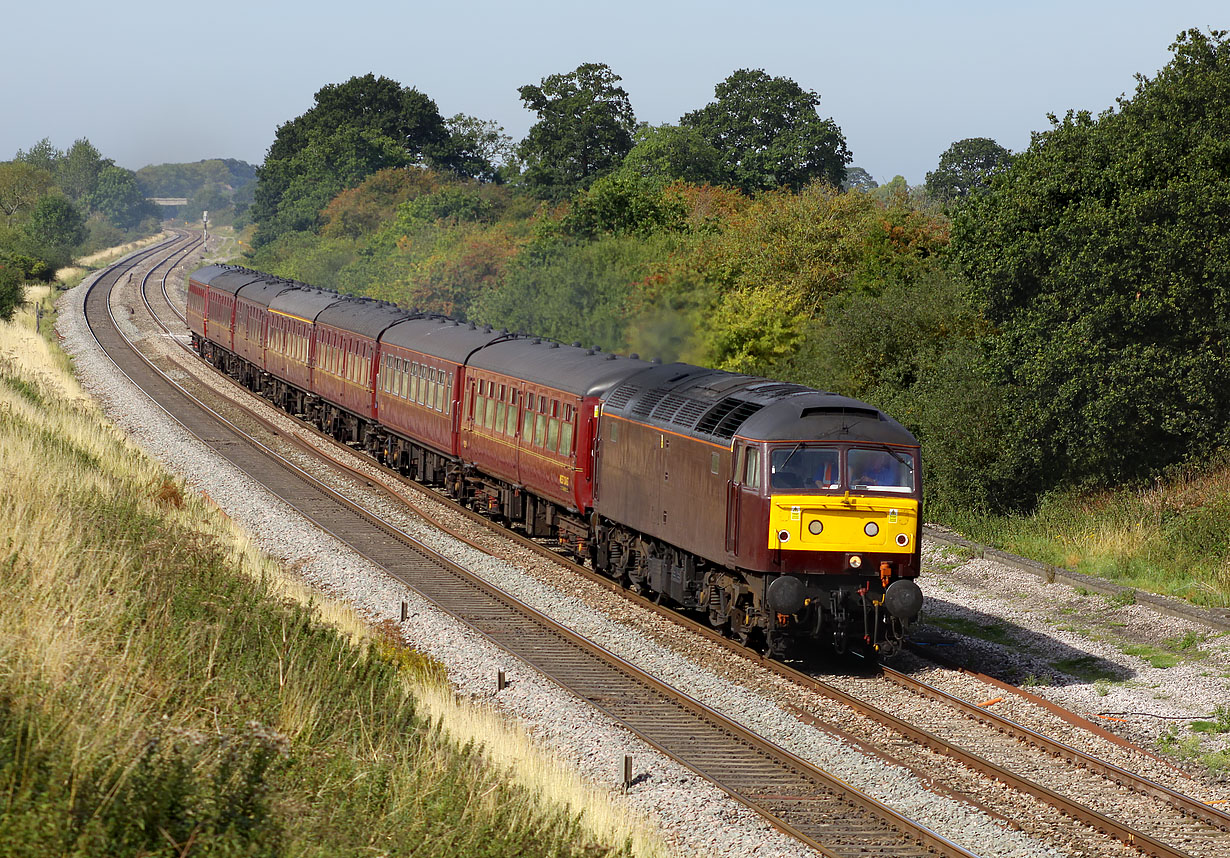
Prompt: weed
<box><xmin>1166</xmin><ymin>630</ymin><xmax>1205</xmax><ymax>651</ymax></box>
<box><xmin>1053</xmin><ymin>656</ymin><xmax>1122</xmax><ymax>683</ymax></box>
<box><xmin>1121</xmin><ymin>643</ymin><xmax>1182</xmax><ymax>669</ymax></box>
<box><xmin>1023</xmin><ymin>673</ymin><xmax>1053</xmax><ymax>687</ymax></box>
<box><xmin>1106</xmin><ymin>588</ymin><xmax>1137</xmax><ymax>607</ymax></box>
<box><xmin>924</xmin><ymin>615</ymin><xmax>1014</xmax><ymax>645</ymax></box>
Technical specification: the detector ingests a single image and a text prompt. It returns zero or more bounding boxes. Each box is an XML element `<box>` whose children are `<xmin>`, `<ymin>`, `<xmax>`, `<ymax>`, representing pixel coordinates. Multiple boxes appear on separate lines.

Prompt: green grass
<box><xmin>940</xmin><ymin>461</ymin><xmax>1230</xmax><ymax>609</ymax></box>
<box><xmin>1052</xmin><ymin>656</ymin><xmax>1122</xmax><ymax>683</ymax></box>
<box><xmin>923</xmin><ymin>615</ymin><xmax>1015</xmax><ymax>645</ymax></box>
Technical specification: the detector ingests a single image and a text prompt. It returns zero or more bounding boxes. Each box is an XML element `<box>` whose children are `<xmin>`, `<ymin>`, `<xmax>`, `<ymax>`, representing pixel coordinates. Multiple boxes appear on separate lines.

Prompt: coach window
<box><xmin>506</xmin><ymin>391</ymin><xmax>518</xmax><ymax>436</ymax></box>
<box><xmin>546</xmin><ymin>406</ymin><xmax>560</xmax><ymax>453</ymax></box>
<box><xmin>534</xmin><ymin>403</ymin><xmax>547</xmax><ymax>448</ymax></box>
<box><xmin>435</xmin><ymin>372</ymin><xmax>445</xmax><ymax>412</ymax></box>
<box><xmin>496</xmin><ymin>385</ymin><xmax>507</xmax><ymax>432</ymax></box>
<box><xmin>560</xmin><ymin>406</ymin><xmax>574</xmax><ymax>455</ymax></box>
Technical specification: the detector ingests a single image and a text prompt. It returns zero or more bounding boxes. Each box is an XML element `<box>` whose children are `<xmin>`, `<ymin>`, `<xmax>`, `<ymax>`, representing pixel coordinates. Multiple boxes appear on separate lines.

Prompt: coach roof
<box><xmin>236</xmin><ymin>279</ymin><xmax>299</xmax><ymax>308</ymax></box>
<box><xmin>470</xmin><ymin>339</ymin><xmax>651</xmax><ymax>397</ymax></box>
<box><xmin>381</xmin><ymin>317</ymin><xmax>509</xmax><ymax>363</ymax></box>
<box><xmin>316</xmin><ymin>297</ymin><xmax>415</xmax><ymax>340</ymax></box>
<box><xmin>268</xmin><ymin>287</ymin><xmax>345</xmax><ymax>322</ymax></box>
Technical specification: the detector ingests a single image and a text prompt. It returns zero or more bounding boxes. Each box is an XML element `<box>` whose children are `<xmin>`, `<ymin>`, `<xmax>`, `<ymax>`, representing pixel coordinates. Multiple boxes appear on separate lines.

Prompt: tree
<box><xmin>57</xmin><ymin>138</ymin><xmax>108</xmax><ymax>201</ymax></box>
<box><xmin>446</xmin><ymin>114</ymin><xmax>515</xmax><ymax>183</ymax></box>
<box><xmin>925</xmin><ymin>137</ymin><xmax>1012</xmax><ymax>202</ymax></box>
<box><xmin>87</xmin><ymin>165</ymin><xmax>154</xmax><ymax>229</ymax></box>
<box><xmin>681</xmin><ymin>69</ymin><xmax>850</xmax><ymax>193</ymax></box>
<box><xmin>0</xmin><ymin>162</ymin><xmax>55</xmax><ymax>225</ymax></box>
<box><xmin>0</xmin><ymin>261</ymin><xmax>23</xmax><ymax>322</ymax></box>
<box><xmin>22</xmin><ymin>196</ymin><xmax>85</xmax><ymax>262</ymax></box>
<box><xmin>14</xmin><ymin>138</ymin><xmax>62</xmax><ymax>174</ymax></box>
<box><xmin>951</xmin><ymin>28</ymin><xmax>1230</xmax><ymax>506</ymax></box>
<box><xmin>252</xmin><ymin>74</ymin><xmax>453</xmax><ymax>246</ymax></box>
<box><xmin>618</xmin><ymin>124</ymin><xmax>724</xmax><ymax>185</ymax></box>
<box><xmin>841</xmin><ymin>167</ymin><xmax>878</xmax><ymax>192</ymax></box>
<box><xmin>517</xmin><ymin>63</ymin><xmax>636</xmax><ymax>199</ymax></box>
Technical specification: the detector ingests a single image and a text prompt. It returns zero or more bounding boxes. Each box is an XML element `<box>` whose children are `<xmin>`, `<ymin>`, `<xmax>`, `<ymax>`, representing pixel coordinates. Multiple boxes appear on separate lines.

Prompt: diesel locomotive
<box><xmin>187</xmin><ymin>264</ymin><xmax>924</xmax><ymax>656</ymax></box>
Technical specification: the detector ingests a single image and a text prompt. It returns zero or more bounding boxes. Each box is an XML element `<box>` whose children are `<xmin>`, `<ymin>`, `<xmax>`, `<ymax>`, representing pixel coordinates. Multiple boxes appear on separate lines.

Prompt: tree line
<box><xmin>244</xmin><ymin>29</ymin><xmax>1230</xmax><ymax>517</ymax></box>
<box><xmin>0</xmin><ymin>138</ymin><xmax>161</xmax><ymax>319</ymax></box>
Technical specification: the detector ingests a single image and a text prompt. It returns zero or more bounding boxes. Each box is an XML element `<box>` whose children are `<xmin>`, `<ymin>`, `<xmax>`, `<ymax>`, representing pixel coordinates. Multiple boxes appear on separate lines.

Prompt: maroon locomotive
<box><xmin>188</xmin><ymin>264</ymin><xmax>924</xmax><ymax>656</ymax></box>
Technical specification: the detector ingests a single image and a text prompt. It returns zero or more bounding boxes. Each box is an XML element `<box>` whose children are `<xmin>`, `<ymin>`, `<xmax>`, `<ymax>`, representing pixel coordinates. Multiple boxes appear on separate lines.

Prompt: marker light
<box><xmin>849</xmin><ymin>555</ymin><xmax>863</xmax><ymax>569</ymax></box>
<box><xmin>896</xmin><ymin>533</ymin><xmax>910</xmax><ymax>547</ymax></box>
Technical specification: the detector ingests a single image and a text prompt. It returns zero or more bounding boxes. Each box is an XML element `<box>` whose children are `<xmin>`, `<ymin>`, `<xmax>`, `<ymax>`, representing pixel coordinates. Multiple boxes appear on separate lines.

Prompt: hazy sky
<box><xmin>3</xmin><ymin>1</ymin><xmax>1223</xmax><ymax>185</ymax></box>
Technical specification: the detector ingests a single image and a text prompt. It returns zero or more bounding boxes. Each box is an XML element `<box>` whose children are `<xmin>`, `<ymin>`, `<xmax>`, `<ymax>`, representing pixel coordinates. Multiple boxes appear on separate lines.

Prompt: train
<box><xmin>187</xmin><ymin>264</ymin><xmax>924</xmax><ymax>657</ymax></box>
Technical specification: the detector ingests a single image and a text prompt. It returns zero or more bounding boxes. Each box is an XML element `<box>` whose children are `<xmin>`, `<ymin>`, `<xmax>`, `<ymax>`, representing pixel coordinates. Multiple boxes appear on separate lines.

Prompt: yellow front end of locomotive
<box><xmin>767</xmin><ymin>494</ymin><xmax>919</xmax><ymax>553</ymax></box>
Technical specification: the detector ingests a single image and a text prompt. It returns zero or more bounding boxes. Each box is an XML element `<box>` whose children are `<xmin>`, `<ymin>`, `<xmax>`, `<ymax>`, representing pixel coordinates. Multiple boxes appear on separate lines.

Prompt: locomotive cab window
<box><xmin>744</xmin><ymin>448</ymin><xmax>761</xmax><ymax>489</ymax></box>
<box><xmin>848</xmin><ymin>448</ymin><xmax>915</xmax><ymax>493</ymax></box>
<box><xmin>771</xmin><ymin>446</ymin><xmax>840</xmax><ymax>491</ymax></box>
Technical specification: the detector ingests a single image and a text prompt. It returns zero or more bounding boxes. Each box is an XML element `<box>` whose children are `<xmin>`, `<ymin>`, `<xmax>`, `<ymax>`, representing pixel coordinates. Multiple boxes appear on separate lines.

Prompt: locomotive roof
<box><xmin>236</xmin><ymin>280</ymin><xmax>299</xmax><ymax>308</ymax></box>
<box><xmin>381</xmin><ymin>317</ymin><xmax>509</xmax><ymax>362</ymax></box>
<box><xmin>470</xmin><ymin>339</ymin><xmax>651</xmax><ymax>397</ymax></box>
<box><xmin>316</xmin><ymin>297</ymin><xmax>416</xmax><ymax>340</ymax></box>
<box><xmin>268</xmin><ymin>287</ymin><xmax>345</xmax><ymax>321</ymax></box>
<box><xmin>602</xmin><ymin>363</ymin><xmax>917</xmax><ymax>447</ymax></box>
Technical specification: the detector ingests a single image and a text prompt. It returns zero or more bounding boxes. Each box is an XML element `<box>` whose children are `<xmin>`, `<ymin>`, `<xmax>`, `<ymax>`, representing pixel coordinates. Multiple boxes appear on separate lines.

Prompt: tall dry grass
<box><xmin>0</xmin><ymin>286</ymin><xmax>666</xmax><ymax>856</ymax></box>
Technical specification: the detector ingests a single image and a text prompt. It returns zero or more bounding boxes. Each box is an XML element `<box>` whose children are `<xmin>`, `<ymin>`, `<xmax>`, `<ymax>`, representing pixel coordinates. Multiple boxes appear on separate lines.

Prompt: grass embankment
<box><xmin>0</xmin><ymin>276</ymin><xmax>661</xmax><ymax>855</ymax></box>
<box><xmin>939</xmin><ymin>461</ymin><xmax>1230</xmax><ymax>609</ymax></box>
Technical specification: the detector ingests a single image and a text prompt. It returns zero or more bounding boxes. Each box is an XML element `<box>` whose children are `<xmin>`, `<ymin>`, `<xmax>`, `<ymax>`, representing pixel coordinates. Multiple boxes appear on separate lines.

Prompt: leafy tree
<box><xmin>619</xmin><ymin>124</ymin><xmax>724</xmax><ymax>184</ymax></box>
<box><xmin>841</xmin><ymin>167</ymin><xmax>878</xmax><ymax>192</ymax></box>
<box><xmin>14</xmin><ymin>138</ymin><xmax>62</xmax><ymax>174</ymax></box>
<box><xmin>517</xmin><ymin>62</ymin><xmax>636</xmax><ymax>199</ymax></box>
<box><xmin>56</xmin><ymin>138</ymin><xmax>107</xmax><ymax>201</ymax></box>
<box><xmin>22</xmin><ymin>195</ymin><xmax>85</xmax><ymax>263</ymax></box>
<box><xmin>0</xmin><ymin>162</ymin><xmax>55</xmax><ymax>226</ymax></box>
<box><xmin>561</xmin><ymin>173</ymin><xmax>687</xmax><ymax>239</ymax></box>
<box><xmin>951</xmin><ymin>28</ymin><xmax>1230</xmax><ymax>505</ymax></box>
<box><xmin>446</xmin><ymin>114</ymin><xmax>516</xmax><ymax>183</ymax></box>
<box><xmin>0</xmin><ymin>260</ymin><xmax>23</xmax><ymax>321</ymax></box>
<box><xmin>320</xmin><ymin>167</ymin><xmax>445</xmax><ymax>239</ymax></box>
<box><xmin>86</xmin><ymin>165</ymin><xmax>154</xmax><ymax>229</ymax></box>
<box><xmin>252</xmin><ymin>75</ymin><xmax>453</xmax><ymax>246</ymax></box>
<box><xmin>925</xmin><ymin>137</ymin><xmax>1012</xmax><ymax>202</ymax></box>
<box><xmin>681</xmin><ymin>69</ymin><xmax>850</xmax><ymax>193</ymax></box>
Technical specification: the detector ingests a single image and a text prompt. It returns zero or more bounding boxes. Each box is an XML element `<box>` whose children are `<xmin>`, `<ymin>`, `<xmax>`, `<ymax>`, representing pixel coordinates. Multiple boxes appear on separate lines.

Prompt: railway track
<box><xmin>102</xmin><ymin>237</ymin><xmax>1230</xmax><ymax>857</ymax></box>
<box><xmin>87</xmin><ymin>236</ymin><xmax>991</xmax><ymax>858</ymax></box>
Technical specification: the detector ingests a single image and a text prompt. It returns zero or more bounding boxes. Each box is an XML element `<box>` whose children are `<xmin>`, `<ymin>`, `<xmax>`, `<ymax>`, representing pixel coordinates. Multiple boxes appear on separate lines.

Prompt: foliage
<box><xmin>0</xmin><ymin>162</ymin><xmax>55</xmax><ymax>226</ymax></box>
<box><xmin>925</xmin><ymin>137</ymin><xmax>1013</xmax><ymax>202</ymax></box>
<box><xmin>560</xmin><ymin>173</ymin><xmax>688</xmax><ymax>238</ymax></box>
<box><xmin>619</xmin><ymin>124</ymin><xmax>724</xmax><ymax>184</ymax></box>
<box><xmin>13</xmin><ymin>137</ymin><xmax>62</xmax><ymax>174</ymax></box>
<box><xmin>0</xmin><ymin>261</ymin><xmax>22</xmax><ymax>320</ymax></box>
<box><xmin>251</xmin><ymin>75</ymin><xmax>454</xmax><ymax>246</ymax></box>
<box><xmin>951</xmin><ymin>28</ymin><xmax>1230</xmax><ymax>507</ymax></box>
<box><xmin>55</xmin><ymin>138</ymin><xmax>106</xmax><ymax>201</ymax></box>
<box><xmin>85</xmin><ymin>165</ymin><xmax>156</xmax><ymax>230</ymax></box>
<box><xmin>517</xmin><ymin>63</ymin><xmax>637</xmax><ymax>199</ymax></box>
<box><xmin>842</xmin><ymin>167</ymin><xmax>878</xmax><ymax>192</ymax></box>
<box><xmin>471</xmin><ymin>233</ymin><xmax>670</xmax><ymax>347</ymax></box>
<box><xmin>681</xmin><ymin>69</ymin><xmax>850</xmax><ymax>193</ymax></box>
<box><xmin>446</xmin><ymin>113</ymin><xmax>516</xmax><ymax>183</ymax></box>
<box><xmin>21</xmin><ymin>195</ymin><xmax>85</xmax><ymax>263</ymax></box>
<box><xmin>320</xmin><ymin>167</ymin><xmax>446</xmax><ymax>239</ymax></box>
<box><xmin>136</xmin><ymin>158</ymin><xmax>257</xmax><ymax>197</ymax></box>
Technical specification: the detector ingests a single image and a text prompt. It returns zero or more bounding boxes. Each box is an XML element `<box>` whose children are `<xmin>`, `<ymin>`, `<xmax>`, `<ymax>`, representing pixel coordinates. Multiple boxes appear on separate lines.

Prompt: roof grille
<box><xmin>697</xmin><ymin>397</ymin><xmax>764</xmax><ymax>438</ymax></box>
<box><xmin>630</xmin><ymin>388</ymin><xmax>668</xmax><ymax>419</ymax></box>
<box><xmin>748</xmin><ymin>382</ymin><xmax>810</xmax><ymax>399</ymax></box>
<box><xmin>604</xmin><ymin>384</ymin><xmax>639</xmax><ymax>410</ymax></box>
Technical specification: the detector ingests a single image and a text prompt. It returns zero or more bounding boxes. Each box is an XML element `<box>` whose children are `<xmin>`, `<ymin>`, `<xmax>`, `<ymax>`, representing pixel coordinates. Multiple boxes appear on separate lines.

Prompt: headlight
<box><xmin>864</xmin><ymin>522</ymin><xmax>879</xmax><ymax>537</ymax></box>
<box><xmin>896</xmin><ymin>533</ymin><xmax>910</xmax><ymax>547</ymax></box>
<box><xmin>849</xmin><ymin>554</ymin><xmax>862</xmax><ymax>569</ymax></box>
<box><xmin>808</xmin><ymin>520</ymin><xmax>823</xmax><ymax>535</ymax></box>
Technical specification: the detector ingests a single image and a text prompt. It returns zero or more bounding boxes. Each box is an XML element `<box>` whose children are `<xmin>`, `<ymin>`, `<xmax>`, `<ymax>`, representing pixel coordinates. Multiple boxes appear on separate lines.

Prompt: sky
<box><xmin>3</xmin><ymin>1</ymin><xmax>1224</xmax><ymax>185</ymax></box>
